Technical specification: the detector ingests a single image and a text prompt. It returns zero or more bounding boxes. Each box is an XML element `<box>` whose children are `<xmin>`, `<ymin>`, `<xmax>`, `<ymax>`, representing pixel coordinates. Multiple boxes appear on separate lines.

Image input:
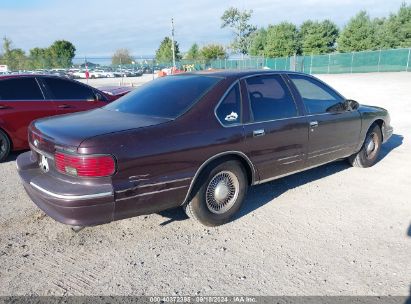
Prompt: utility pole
<box><xmin>84</xmin><ymin>56</ymin><xmax>88</xmax><ymax>84</ymax></box>
<box><xmin>171</xmin><ymin>17</ymin><xmax>176</xmax><ymax>72</ymax></box>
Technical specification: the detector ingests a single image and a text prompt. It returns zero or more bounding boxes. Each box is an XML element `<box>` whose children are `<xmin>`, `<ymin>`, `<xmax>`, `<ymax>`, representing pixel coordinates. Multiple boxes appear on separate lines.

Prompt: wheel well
<box><xmin>0</xmin><ymin>127</ymin><xmax>13</xmax><ymax>150</ymax></box>
<box><xmin>372</xmin><ymin>119</ymin><xmax>385</xmax><ymax>140</ymax></box>
<box><xmin>184</xmin><ymin>153</ymin><xmax>255</xmax><ymax>204</ymax></box>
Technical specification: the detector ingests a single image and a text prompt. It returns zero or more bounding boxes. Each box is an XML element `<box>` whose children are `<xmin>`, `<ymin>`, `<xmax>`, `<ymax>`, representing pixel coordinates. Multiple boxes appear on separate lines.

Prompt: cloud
<box><xmin>0</xmin><ymin>0</ymin><xmax>407</xmax><ymax>57</ymax></box>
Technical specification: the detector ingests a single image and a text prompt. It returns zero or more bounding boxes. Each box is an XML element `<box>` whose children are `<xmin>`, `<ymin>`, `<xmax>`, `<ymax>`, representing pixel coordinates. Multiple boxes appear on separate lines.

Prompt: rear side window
<box><xmin>215</xmin><ymin>83</ymin><xmax>241</xmax><ymax>126</ymax></box>
<box><xmin>246</xmin><ymin>75</ymin><xmax>297</xmax><ymax>122</ymax></box>
<box><xmin>288</xmin><ymin>74</ymin><xmax>343</xmax><ymax>114</ymax></box>
<box><xmin>42</xmin><ymin>77</ymin><xmax>95</xmax><ymax>100</ymax></box>
<box><xmin>0</xmin><ymin>78</ymin><xmax>44</xmax><ymax>100</ymax></box>
<box><xmin>105</xmin><ymin>75</ymin><xmax>221</xmax><ymax>119</ymax></box>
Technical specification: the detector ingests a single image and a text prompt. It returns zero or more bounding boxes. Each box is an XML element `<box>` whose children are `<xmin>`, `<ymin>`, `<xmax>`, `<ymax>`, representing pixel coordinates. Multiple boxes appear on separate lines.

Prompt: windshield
<box><xmin>104</xmin><ymin>75</ymin><xmax>221</xmax><ymax>119</ymax></box>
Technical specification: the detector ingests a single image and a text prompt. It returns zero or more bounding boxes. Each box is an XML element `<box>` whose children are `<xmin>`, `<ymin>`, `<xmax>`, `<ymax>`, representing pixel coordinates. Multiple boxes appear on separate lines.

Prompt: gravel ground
<box><xmin>0</xmin><ymin>72</ymin><xmax>410</xmax><ymax>296</ymax></box>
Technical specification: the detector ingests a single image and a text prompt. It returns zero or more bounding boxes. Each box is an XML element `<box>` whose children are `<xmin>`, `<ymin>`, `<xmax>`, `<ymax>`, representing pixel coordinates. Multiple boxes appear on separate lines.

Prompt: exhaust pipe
<box><xmin>71</xmin><ymin>226</ymin><xmax>85</xmax><ymax>233</ymax></box>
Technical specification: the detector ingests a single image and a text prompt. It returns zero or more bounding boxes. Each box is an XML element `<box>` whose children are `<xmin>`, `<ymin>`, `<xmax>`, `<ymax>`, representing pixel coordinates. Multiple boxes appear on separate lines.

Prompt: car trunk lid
<box><xmin>99</xmin><ymin>86</ymin><xmax>134</xmax><ymax>99</ymax></box>
<box><xmin>29</xmin><ymin>108</ymin><xmax>170</xmax><ymax>153</ymax></box>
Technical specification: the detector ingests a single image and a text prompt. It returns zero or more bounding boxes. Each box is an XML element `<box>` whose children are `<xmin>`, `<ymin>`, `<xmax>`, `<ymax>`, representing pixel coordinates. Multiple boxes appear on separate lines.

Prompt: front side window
<box><xmin>105</xmin><ymin>75</ymin><xmax>221</xmax><ymax>119</ymax></box>
<box><xmin>246</xmin><ymin>75</ymin><xmax>297</xmax><ymax>122</ymax></box>
<box><xmin>288</xmin><ymin>74</ymin><xmax>344</xmax><ymax>114</ymax></box>
<box><xmin>216</xmin><ymin>83</ymin><xmax>241</xmax><ymax>126</ymax></box>
<box><xmin>0</xmin><ymin>78</ymin><xmax>44</xmax><ymax>100</ymax></box>
<box><xmin>42</xmin><ymin>77</ymin><xmax>95</xmax><ymax>100</ymax></box>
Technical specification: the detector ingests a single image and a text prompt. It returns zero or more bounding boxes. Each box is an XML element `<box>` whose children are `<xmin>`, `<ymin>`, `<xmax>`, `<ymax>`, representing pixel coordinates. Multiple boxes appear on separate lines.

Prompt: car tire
<box><xmin>349</xmin><ymin>124</ymin><xmax>382</xmax><ymax>168</ymax></box>
<box><xmin>184</xmin><ymin>160</ymin><xmax>247</xmax><ymax>226</ymax></box>
<box><xmin>0</xmin><ymin>129</ymin><xmax>11</xmax><ymax>162</ymax></box>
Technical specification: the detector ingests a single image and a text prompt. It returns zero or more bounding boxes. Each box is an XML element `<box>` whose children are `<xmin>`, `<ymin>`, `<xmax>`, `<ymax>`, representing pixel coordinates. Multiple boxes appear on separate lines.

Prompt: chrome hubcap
<box><xmin>366</xmin><ymin>139</ymin><xmax>375</xmax><ymax>154</ymax></box>
<box><xmin>206</xmin><ymin>171</ymin><xmax>239</xmax><ymax>214</ymax></box>
<box><xmin>214</xmin><ymin>182</ymin><xmax>230</xmax><ymax>203</ymax></box>
<box><xmin>365</xmin><ymin>132</ymin><xmax>378</xmax><ymax>159</ymax></box>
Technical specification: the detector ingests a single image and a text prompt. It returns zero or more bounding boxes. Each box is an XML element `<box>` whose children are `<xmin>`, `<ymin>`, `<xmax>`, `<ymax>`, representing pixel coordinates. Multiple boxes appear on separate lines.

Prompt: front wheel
<box><xmin>0</xmin><ymin>129</ymin><xmax>11</xmax><ymax>162</ymax></box>
<box><xmin>349</xmin><ymin>124</ymin><xmax>382</xmax><ymax>168</ymax></box>
<box><xmin>184</xmin><ymin>160</ymin><xmax>247</xmax><ymax>226</ymax></box>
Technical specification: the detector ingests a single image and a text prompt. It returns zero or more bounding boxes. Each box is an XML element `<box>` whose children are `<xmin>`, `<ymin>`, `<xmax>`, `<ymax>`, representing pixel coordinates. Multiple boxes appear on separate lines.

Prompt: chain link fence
<box><xmin>0</xmin><ymin>47</ymin><xmax>409</xmax><ymax>75</ymax></box>
<box><xmin>206</xmin><ymin>48</ymin><xmax>411</xmax><ymax>74</ymax></box>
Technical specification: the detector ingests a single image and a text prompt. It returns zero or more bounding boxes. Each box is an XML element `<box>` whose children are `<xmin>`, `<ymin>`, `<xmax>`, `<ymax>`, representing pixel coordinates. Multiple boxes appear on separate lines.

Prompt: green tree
<box><xmin>221</xmin><ymin>7</ymin><xmax>257</xmax><ymax>55</ymax></box>
<box><xmin>29</xmin><ymin>47</ymin><xmax>52</xmax><ymax>69</ymax></box>
<box><xmin>185</xmin><ymin>43</ymin><xmax>200</xmax><ymax>60</ymax></box>
<box><xmin>372</xmin><ymin>17</ymin><xmax>387</xmax><ymax>49</ymax></box>
<box><xmin>2</xmin><ymin>37</ymin><xmax>13</xmax><ymax>65</ymax></box>
<box><xmin>394</xmin><ymin>3</ymin><xmax>411</xmax><ymax>47</ymax></box>
<box><xmin>200</xmin><ymin>44</ymin><xmax>226</xmax><ymax>62</ymax></box>
<box><xmin>2</xmin><ymin>37</ymin><xmax>12</xmax><ymax>54</ymax></box>
<box><xmin>155</xmin><ymin>37</ymin><xmax>181</xmax><ymax>63</ymax></box>
<box><xmin>249</xmin><ymin>28</ymin><xmax>267</xmax><ymax>56</ymax></box>
<box><xmin>264</xmin><ymin>22</ymin><xmax>300</xmax><ymax>57</ymax></box>
<box><xmin>2</xmin><ymin>37</ymin><xmax>28</xmax><ymax>70</ymax></box>
<box><xmin>48</xmin><ymin>40</ymin><xmax>76</xmax><ymax>68</ymax></box>
<box><xmin>378</xmin><ymin>3</ymin><xmax>411</xmax><ymax>48</ymax></box>
<box><xmin>8</xmin><ymin>49</ymin><xmax>27</xmax><ymax>70</ymax></box>
<box><xmin>300</xmin><ymin>20</ymin><xmax>339</xmax><ymax>54</ymax></box>
<box><xmin>28</xmin><ymin>41</ymin><xmax>75</xmax><ymax>69</ymax></box>
<box><xmin>1</xmin><ymin>37</ymin><xmax>76</xmax><ymax>70</ymax></box>
<box><xmin>111</xmin><ymin>48</ymin><xmax>134</xmax><ymax>65</ymax></box>
<box><xmin>337</xmin><ymin>11</ymin><xmax>379</xmax><ymax>52</ymax></box>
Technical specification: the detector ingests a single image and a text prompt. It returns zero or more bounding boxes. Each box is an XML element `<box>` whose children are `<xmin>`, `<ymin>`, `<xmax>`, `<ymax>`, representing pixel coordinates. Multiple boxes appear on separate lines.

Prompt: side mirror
<box><xmin>344</xmin><ymin>99</ymin><xmax>360</xmax><ymax>111</ymax></box>
<box><xmin>93</xmin><ymin>92</ymin><xmax>106</xmax><ymax>102</ymax></box>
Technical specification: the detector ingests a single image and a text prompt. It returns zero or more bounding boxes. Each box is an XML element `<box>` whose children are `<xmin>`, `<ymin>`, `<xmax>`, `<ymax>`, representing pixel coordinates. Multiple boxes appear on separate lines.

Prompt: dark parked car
<box><xmin>16</xmin><ymin>70</ymin><xmax>393</xmax><ymax>228</ymax></box>
<box><xmin>0</xmin><ymin>74</ymin><xmax>132</xmax><ymax>161</ymax></box>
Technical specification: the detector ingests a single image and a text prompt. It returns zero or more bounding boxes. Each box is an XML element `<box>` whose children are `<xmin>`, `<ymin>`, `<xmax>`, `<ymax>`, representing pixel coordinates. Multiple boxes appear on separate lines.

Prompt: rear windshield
<box><xmin>104</xmin><ymin>75</ymin><xmax>221</xmax><ymax>119</ymax></box>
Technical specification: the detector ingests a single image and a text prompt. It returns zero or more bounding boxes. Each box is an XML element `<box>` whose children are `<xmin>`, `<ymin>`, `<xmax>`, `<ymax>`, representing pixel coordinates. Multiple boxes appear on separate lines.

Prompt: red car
<box><xmin>0</xmin><ymin>74</ymin><xmax>131</xmax><ymax>162</ymax></box>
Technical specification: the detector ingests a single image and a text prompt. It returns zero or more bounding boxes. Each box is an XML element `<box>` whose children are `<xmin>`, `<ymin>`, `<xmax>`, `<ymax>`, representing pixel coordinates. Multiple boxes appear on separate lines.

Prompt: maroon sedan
<box><xmin>0</xmin><ymin>74</ymin><xmax>131</xmax><ymax>161</ymax></box>
<box><xmin>16</xmin><ymin>70</ymin><xmax>393</xmax><ymax>228</ymax></box>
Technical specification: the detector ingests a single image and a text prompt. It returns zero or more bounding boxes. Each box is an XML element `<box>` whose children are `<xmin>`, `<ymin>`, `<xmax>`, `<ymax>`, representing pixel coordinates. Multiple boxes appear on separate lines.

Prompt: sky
<box><xmin>0</xmin><ymin>0</ymin><xmax>409</xmax><ymax>58</ymax></box>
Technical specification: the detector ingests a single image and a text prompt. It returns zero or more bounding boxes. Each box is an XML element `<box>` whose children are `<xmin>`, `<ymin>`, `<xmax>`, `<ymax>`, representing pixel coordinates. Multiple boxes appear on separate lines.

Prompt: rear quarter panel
<box><xmin>77</xmin><ymin>78</ymin><xmax>247</xmax><ymax>218</ymax></box>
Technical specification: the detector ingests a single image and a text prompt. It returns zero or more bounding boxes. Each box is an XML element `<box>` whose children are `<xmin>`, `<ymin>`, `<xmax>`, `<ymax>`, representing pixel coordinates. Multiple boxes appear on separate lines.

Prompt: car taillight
<box><xmin>55</xmin><ymin>152</ymin><xmax>116</xmax><ymax>177</ymax></box>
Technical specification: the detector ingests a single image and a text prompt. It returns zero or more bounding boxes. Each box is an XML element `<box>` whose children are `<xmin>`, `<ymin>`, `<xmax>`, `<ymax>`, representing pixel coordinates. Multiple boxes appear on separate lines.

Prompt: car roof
<box><xmin>182</xmin><ymin>69</ymin><xmax>306</xmax><ymax>78</ymax></box>
<box><xmin>0</xmin><ymin>70</ymin><xmax>307</xmax><ymax>80</ymax></box>
<box><xmin>0</xmin><ymin>74</ymin><xmax>102</xmax><ymax>91</ymax></box>
<box><xmin>0</xmin><ymin>74</ymin><xmax>64</xmax><ymax>80</ymax></box>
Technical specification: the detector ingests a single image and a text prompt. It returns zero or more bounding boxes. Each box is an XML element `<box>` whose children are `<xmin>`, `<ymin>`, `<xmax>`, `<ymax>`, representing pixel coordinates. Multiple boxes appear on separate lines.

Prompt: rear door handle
<box><xmin>0</xmin><ymin>105</ymin><xmax>10</xmax><ymax>110</ymax></box>
<box><xmin>57</xmin><ymin>104</ymin><xmax>73</xmax><ymax>109</ymax></box>
<box><xmin>253</xmin><ymin>129</ymin><xmax>265</xmax><ymax>137</ymax></box>
<box><xmin>309</xmin><ymin>121</ymin><xmax>319</xmax><ymax>129</ymax></box>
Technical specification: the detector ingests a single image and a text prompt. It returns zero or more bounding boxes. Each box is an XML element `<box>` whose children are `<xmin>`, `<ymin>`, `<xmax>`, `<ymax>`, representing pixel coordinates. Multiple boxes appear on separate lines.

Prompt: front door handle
<box><xmin>253</xmin><ymin>129</ymin><xmax>265</xmax><ymax>137</ymax></box>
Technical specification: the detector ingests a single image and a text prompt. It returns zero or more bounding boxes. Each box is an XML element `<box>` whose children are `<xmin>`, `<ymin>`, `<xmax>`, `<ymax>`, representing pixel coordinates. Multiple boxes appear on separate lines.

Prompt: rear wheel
<box><xmin>349</xmin><ymin>124</ymin><xmax>382</xmax><ymax>168</ymax></box>
<box><xmin>0</xmin><ymin>129</ymin><xmax>11</xmax><ymax>162</ymax></box>
<box><xmin>184</xmin><ymin>160</ymin><xmax>247</xmax><ymax>226</ymax></box>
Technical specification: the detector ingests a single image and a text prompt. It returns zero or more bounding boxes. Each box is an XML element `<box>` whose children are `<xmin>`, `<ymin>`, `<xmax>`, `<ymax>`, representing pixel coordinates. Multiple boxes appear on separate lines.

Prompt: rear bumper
<box><xmin>17</xmin><ymin>151</ymin><xmax>115</xmax><ymax>227</ymax></box>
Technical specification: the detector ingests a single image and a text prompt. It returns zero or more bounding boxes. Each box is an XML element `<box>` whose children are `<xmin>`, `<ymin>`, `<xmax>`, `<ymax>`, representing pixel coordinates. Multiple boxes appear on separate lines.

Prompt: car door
<box><xmin>243</xmin><ymin>74</ymin><xmax>309</xmax><ymax>182</ymax></box>
<box><xmin>287</xmin><ymin>74</ymin><xmax>361</xmax><ymax>167</ymax></box>
<box><xmin>0</xmin><ymin>77</ymin><xmax>56</xmax><ymax>150</ymax></box>
<box><xmin>39</xmin><ymin>76</ymin><xmax>107</xmax><ymax>115</ymax></box>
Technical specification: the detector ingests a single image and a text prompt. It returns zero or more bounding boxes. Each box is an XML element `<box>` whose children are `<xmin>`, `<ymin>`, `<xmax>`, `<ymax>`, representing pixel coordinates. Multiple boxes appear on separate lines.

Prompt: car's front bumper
<box><xmin>17</xmin><ymin>151</ymin><xmax>115</xmax><ymax>227</ymax></box>
<box><xmin>382</xmin><ymin>124</ymin><xmax>393</xmax><ymax>143</ymax></box>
